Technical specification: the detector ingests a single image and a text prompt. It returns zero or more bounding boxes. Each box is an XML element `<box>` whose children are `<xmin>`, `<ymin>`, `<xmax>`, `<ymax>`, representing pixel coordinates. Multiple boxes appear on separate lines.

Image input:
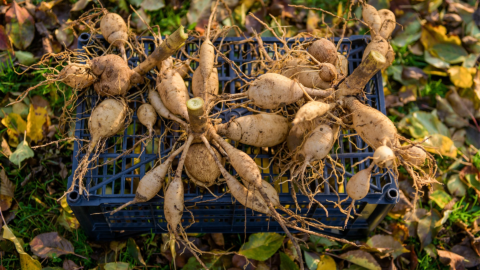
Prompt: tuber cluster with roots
<box><xmin>24</xmin><ymin>2</ymin><xmax>440</xmax><ymax>268</ymax></box>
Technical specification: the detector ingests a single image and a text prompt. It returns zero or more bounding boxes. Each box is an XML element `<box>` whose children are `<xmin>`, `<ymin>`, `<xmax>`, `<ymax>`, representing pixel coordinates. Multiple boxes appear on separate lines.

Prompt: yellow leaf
<box><xmin>26</xmin><ymin>105</ymin><xmax>50</xmax><ymax>143</ymax></box>
<box><xmin>422</xmin><ymin>134</ymin><xmax>457</xmax><ymax>158</ymax></box>
<box><xmin>420</xmin><ymin>24</ymin><xmax>462</xmax><ymax>50</ymax></box>
<box><xmin>3</xmin><ymin>225</ymin><xmax>42</xmax><ymax>270</ymax></box>
<box><xmin>1</xmin><ymin>113</ymin><xmax>27</xmax><ymax>147</ymax></box>
<box><xmin>317</xmin><ymin>255</ymin><xmax>336</xmax><ymax>270</ymax></box>
<box><xmin>448</xmin><ymin>66</ymin><xmax>473</xmax><ymax>88</ymax></box>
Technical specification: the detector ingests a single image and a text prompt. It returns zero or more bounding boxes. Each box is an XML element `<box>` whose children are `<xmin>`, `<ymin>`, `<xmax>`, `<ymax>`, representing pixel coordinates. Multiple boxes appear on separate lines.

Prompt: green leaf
<box><xmin>182</xmin><ymin>250</ymin><xmax>225</xmax><ymax>270</ymax></box>
<box><xmin>280</xmin><ymin>252</ymin><xmax>299</xmax><ymax>270</ymax></box>
<box><xmin>447</xmin><ymin>174</ymin><xmax>467</xmax><ymax>197</ymax></box>
<box><xmin>429</xmin><ymin>190</ymin><xmax>452</xmax><ymax>208</ymax></box>
<box><xmin>104</xmin><ymin>262</ymin><xmax>132</xmax><ymax>270</ymax></box>
<box><xmin>473</xmin><ymin>152</ymin><xmax>480</xmax><ymax>171</ymax></box>
<box><xmin>5</xmin><ymin>1</ymin><xmax>35</xmax><ymax>50</ymax></box>
<box><xmin>391</xmin><ymin>18</ymin><xmax>421</xmax><ymax>47</ymax></box>
<box><xmin>126</xmin><ymin>238</ymin><xmax>145</xmax><ymax>266</ymax></box>
<box><xmin>14</xmin><ymin>51</ymin><xmax>37</xmax><ymax>66</ymax></box>
<box><xmin>239</xmin><ymin>233</ymin><xmax>284</xmax><ymax>261</ymax></box>
<box><xmin>430</xmin><ymin>43</ymin><xmax>468</xmax><ymax>64</ymax></box>
<box><xmin>9</xmin><ymin>140</ymin><xmax>34</xmax><ymax>167</ymax></box>
<box><xmin>424</xmin><ymin>50</ymin><xmax>450</xmax><ymax>69</ymax></box>
<box><xmin>309</xmin><ymin>235</ymin><xmax>337</xmax><ymax>247</ymax></box>
<box><xmin>340</xmin><ymin>250</ymin><xmax>381</xmax><ymax>270</ymax></box>
<box><xmin>304</xmin><ymin>251</ymin><xmax>320</xmax><ymax>270</ymax></box>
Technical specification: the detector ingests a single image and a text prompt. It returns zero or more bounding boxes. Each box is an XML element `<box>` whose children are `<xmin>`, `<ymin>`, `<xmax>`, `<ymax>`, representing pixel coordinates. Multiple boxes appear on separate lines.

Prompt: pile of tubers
<box><xmin>24</xmin><ymin>2</ymin><xmax>437</xmax><ymax>269</ymax></box>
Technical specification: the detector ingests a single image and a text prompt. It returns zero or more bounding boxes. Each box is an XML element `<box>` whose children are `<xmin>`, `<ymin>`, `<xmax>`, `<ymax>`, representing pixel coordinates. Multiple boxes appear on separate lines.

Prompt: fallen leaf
<box><xmin>1</xmin><ymin>135</ymin><xmax>12</xmax><ymax>157</ymax></box>
<box><xmin>420</xmin><ymin>24</ymin><xmax>462</xmax><ymax>50</ymax></box>
<box><xmin>304</xmin><ymin>251</ymin><xmax>320</xmax><ymax>270</ymax></box>
<box><xmin>239</xmin><ymin>233</ymin><xmax>284</xmax><ymax>261</ymax></box>
<box><xmin>1</xmin><ymin>113</ymin><xmax>26</xmax><ymax>147</ymax></box>
<box><xmin>0</xmin><ymin>168</ymin><xmax>15</xmax><ymax>202</ymax></box>
<box><xmin>30</xmin><ymin>232</ymin><xmax>75</xmax><ymax>258</ymax></box>
<box><xmin>309</xmin><ymin>235</ymin><xmax>337</xmax><ymax>247</ymax></box>
<box><xmin>211</xmin><ymin>233</ymin><xmax>224</xmax><ymax>246</ymax></box>
<box><xmin>14</xmin><ymin>51</ymin><xmax>36</xmax><ymax>66</ymax></box>
<box><xmin>57</xmin><ymin>210</ymin><xmax>80</xmax><ymax>231</ymax></box>
<box><xmin>0</xmin><ymin>25</ymin><xmax>12</xmax><ymax>52</ymax></box>
<box><xmin>9</xmin><ymin>139</ymin><xmax>34</xmax><ymax>167</ymax></box>
<box><xmin>422</xmin><ymin>134</ymin><xmax>457</xmax><ymax>158</ymax></box>
<box><xmin>436</xmin><ymin>96</ymin><xmax>469</xmax><ymax>129</ymax></box>
<box><xmin>430</xmin><ymin>43</ymin><xmax>468</xmax><ymax>64</ymax></box>
<box><xmin>63</xmin><ymin>259</ymin><xmax>79</xmax><ymax>270</ymax></box>
<box><xmin>417</xmin><ymin>209</ymin><xmax>441</xmax><ymax>249</ymax></box>
<box><xmin>306</xmin><ymin>10</ymin><xmax>320</xmax><ymax>32</ymax></box>
<box><xmin>451</xmin><ymin>244</ymin><xmax>480</xmax><ymax>268</ymax></box>
<box><xmin>430</xmin><ymin>189</ymin><xmax>452</xmax><ymax>208</ymax></box>
<box><xmin>55</xmin><ymin>24</ymin><xmax>74</xmax><ymax>47</ymax></box>
<box><xmin>366</xmin><ymin>235</ymin><xmax>409</xmax><ymax>259</ymax></box>
<box><xmin>26</xmin><ymin>104</ymin><xmax>50</xmax><ymax>143</ymax></box>
<box><xmin>316</xmin><ymin>254</ymin><xmax>336</xmax><ymax>270</ymax></box>
<box><xmin>183</xmin><ymin>249</ymin><xmax>227</xmax><ymax>269</ymax></box>
<box><xmin>131</xmin><ymin>8</ymin><xmax>150</xmax><ymax>32</ymax></box>
<box><xmin>187</xmin><ymin>0</ymin><xmax>212</xmax><ymax>25</ymax></box>
<box><xmin>279</xmin><ymin>252</ymin><xmax>298</xmax><ymax>270</ymax></box>
<box><xmin>340</xmin><ymin>250</ymin><xmax>381</xmax><ymax>270</ymax></box>
<box><xmin>3</xmin><ymin>225</ymin><xmax>42</xmax><ymax>270</ymax></box>
<box><xmin>5</xmin><ymin>1</ymin><xmax>35</xmax><ymax>50</ymax></box>
<box><xmin>392</xmin><ymin>16</ymin><xmax>422</xmax><ymax>47</ymax></box>
<box><xmin>424</xmin><ymin>50</ymin><xmax>450</xmax><ymax>68</ymax></box>
<box><xmin>110</xmin><ymin>241</ymin><xmax>126</xmax><ymax>253</ymax></box>
<box><xmin>127</xmin><ymin>238</ymin><xmax>146</xmax><ymax>266</ymax></box>
<box><xmin>449</xmin><ymin>66</ymin><xmax>473</xmax><ymax>88</ymax></box>
<box><xmin>438</xmin><ymin>249</ymin><xmax>465</xmax><ymax>270</ymax></box>
<box><xmin>104</xmin><ymin>262</ymin><xmax>132</xmax><ymax>270</ymax></box>
<box><xmin>141</xmin><ymin>0</ymin><xmax>165</xmax><ymax>11</ymax></box>
<box><xmin>447</xmin><ymin>174</ymin><xmax>468</xmax><ymax>197</ymax></box>
<box><xmin>71</xmin><ymin>0</ymin><xmax>91</xmax><ymax>11</ymax></box>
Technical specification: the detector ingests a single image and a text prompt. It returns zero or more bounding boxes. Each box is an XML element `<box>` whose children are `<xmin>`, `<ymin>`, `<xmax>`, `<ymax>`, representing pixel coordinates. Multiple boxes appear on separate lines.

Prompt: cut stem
<box><xmin>187</xmin><ymin>98</ymin><xmax>207</xmax><ymax>133</ymax></box>
<box><xmin>134</xmin><ymin>26</ymin><xmax>188</xmax><ymax>76</ymax></box>
<box><xmin>336</xmin><ymin>50</ymin><xmax>386</xmax><ymax>97</ymax></box>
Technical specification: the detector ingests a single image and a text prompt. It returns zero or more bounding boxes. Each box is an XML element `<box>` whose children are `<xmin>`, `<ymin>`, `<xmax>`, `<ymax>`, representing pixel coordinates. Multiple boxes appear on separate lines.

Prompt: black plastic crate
<box><xmin>67</xmin><ymin>33</ymin><xmax>399</xmax><ymax>241</ymax></box>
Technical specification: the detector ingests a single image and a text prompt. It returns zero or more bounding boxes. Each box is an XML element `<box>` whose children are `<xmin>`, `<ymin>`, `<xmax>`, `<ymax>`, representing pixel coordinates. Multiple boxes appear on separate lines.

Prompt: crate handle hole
<box><xmin>79</xmin><ymin>33</ymin><xmax>91</xmax><ymax>43</ymax></box>
<box><xmin>386</xmin><ymin>188</ymin><xmax>398</xmax><ymax>201</ymax></box>
<box><xmin>68</xmin><ymin>190</ymin><xmax>80</xmax><ymax>203</ymax></box>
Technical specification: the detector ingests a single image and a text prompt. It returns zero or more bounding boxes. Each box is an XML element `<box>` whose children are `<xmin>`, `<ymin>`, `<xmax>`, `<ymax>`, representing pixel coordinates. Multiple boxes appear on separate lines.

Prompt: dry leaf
<box><xmin>30</xmin><ymin>232</ymin><xmax>75</xmax><ymax>258</ymax></box>
<box><xmin>0</xmin><ymin>169</ymin><xmax>15</xmax><ymax>198</ymax></box>
<box><xmin>438</xmin><ymin>249</ymin><xmax>465</xmax><ymax>270</ymax></box>
<box><xmin>3</xmin><ymin>225</ymin><xmax>42</xmax><ymax>270</ymax></box>
<box><xmin>5</xmin><ymin>1</ymin><xmax>35</xmax><ymax>50</ymax></box>
<box><xmin>26</xmin><ymin>104</ymin><xmax>50</xmax><ymax>143</ymax></box>
<box><xmin>1</xmin><ymin>113</ymin><xmax>27</xmax><ymax>147</ymax></box>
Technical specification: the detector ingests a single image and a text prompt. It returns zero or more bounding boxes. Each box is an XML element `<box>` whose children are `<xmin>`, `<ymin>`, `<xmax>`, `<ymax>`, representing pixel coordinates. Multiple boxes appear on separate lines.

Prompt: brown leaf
<box><xmin>71</xmin><ymin>0</ymin><xmax>90</xmax><ymax>11</ymax></box>
<box><xmin>451</xmin><ymin>244</ymin><xmax>480</xmax><ymax>268</ymax></box>
<box><xmin>0</xmin><ymin>169</ymin><xmax>15</xmax><ymax>198</ymax></box>
<box><xmin>410</xmin><ymin>245</ymin><xmax>418</xmax><ymax>270</ymax></box>
<box><xmin>446</xmin><ymin>89</ymin><xmax>475</xmax><ymax>118</ymax></box>
<box><xmin>417</xmin><ymin>209</ymin><xmax>441</xmax><ymax>249</ymax></box>
<box><xmin>63</xmin><ymin>259</ymin><xmax>79</xmax><ymax>270</ymax></box>
<box><xmin>29</xmin><ymin>232</ymin><xmax>75</xmax><ymax>258</ymax></box>
<box><xmin>1</xmin><ymin>135</ymin><xmax>12</xmax><ymax>157</ymax></box>
<box><xmin>211</xmin><ymin>233</ymin><xmax>225</xmax><ymax>246</ymax></box>
<box><xmin>0</xmin><ymin>26</ymin><xmax>12</xmax><ymax>52</ymax></box>
<box><xmin>438</xmin><ymin>249</ymin><xmax>465</xmax><ymax>270</ymax></box>
<box><xmin>5</xmin><ymin>1</ymin><xmax>35</xmax><ymax>50</ymax></box>
<box><xmin>340</xmin><ymin>250</ymin><xmax>381</xmax><ymax>270</ymax></box>
<box><xmin>59</xmin><ymin>162</ymin><xmax>68</xmax><ymax>179</ymax></box>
